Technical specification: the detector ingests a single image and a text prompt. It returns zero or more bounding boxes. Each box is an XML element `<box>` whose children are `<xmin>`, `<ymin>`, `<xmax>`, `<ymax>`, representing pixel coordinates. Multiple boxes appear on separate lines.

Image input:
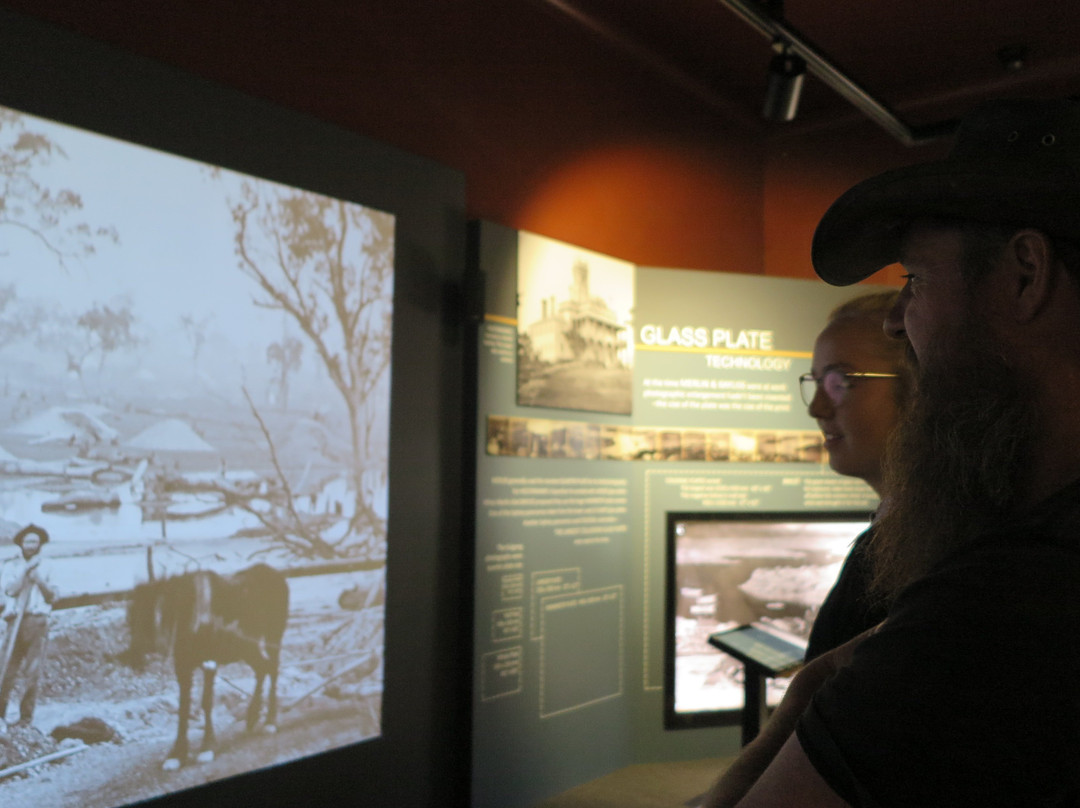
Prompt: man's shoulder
<box><xmin>1011</xmin><ymin>476</ymin><xmax>1080</xmax><ymax>543</ymax></box>
<box><xmin>929</xmin><ymin>534</ymin><xmax>1080</xmax><ymax>591</ymax></box>
<box><xmin>896</xmin><ymin>534</ymin><xmax>1080</xmax><ymax>648</ymax></box>
<box><xmin>966</xmin><ymin>528</ymin><xmax>1080</xmax><ymax>566</ymax></box>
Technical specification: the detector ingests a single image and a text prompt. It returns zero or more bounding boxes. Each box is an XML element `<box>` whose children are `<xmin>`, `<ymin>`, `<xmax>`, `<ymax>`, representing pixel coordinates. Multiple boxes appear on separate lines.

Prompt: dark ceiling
<box><xmin>3</xmin><ymin>0</ymin><xmax>1079</xmax><ymax>158</ymax></box>
<box><xmin>538</xmin><ymin>0</ymin><xmax>1080</xmax><ymax>135</ymax></box>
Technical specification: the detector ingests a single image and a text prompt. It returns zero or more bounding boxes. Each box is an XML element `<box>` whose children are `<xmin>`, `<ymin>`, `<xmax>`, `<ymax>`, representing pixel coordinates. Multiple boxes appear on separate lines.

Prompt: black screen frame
<box><xmin>0</xmin><ymin>8</ymin><xmax>469</xmax><ymax>807</ymax></box>
<box><xmin>663</xmin><ymin>510</ymin><xmax>871</xmax><ymax>731</ymax></box>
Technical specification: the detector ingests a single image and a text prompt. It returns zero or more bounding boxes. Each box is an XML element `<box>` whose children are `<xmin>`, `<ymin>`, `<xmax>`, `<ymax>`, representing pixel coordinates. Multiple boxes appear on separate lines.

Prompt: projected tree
<box><xmin>0</xmin><ymin>107</ymin><xmax>119</xmax><ymax>268</ymax></box>
<box><xmin>180</xmin><ymin>312</ymin><xmax>213</xmax><ymax>371</ymax></box>
<box><xmin>46</xmin><ymin>300</ymin><xmax>141</xmax><ymax>389</ymax></box>
<box><xmin>75</xmin><ymin>301</ymin><xmax>139</xmax><ymax>372</ymax></box>
<box><xmin>267</xmin><ymin>336</ymin><xmax>303</xmax><ymax>410</ymax></box>
<box><xmin>0</xmin><ymin>284</ymin><xmax>26</xmax><ymax>347</ymax></box>
<box><xmin>230</xmin><ymin>181</ymin><xmax>393</xmax><ymax>559</ymax></box>
<box><xmin>0</xmin><ymin>289</ymin><xmax>138</xmax><ymax>389</ymax></box>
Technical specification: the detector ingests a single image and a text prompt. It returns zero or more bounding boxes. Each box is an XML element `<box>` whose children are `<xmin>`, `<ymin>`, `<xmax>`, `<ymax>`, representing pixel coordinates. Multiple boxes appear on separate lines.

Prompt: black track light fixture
<box><xmin>763</xmin><ymin>40</ymin><xmax>806</xmax><ymax>121</ymax></box>
<box><xmin>718</xmin><ymin>0</ymin><xmax>957</xmax><ymax>145</ymax></box>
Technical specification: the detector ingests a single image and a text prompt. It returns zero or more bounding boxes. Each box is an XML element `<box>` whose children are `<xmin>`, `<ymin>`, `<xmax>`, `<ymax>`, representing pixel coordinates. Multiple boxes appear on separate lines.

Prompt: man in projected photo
<box><xmin>0</xmin><ymin>524</ymin><xmax>57</xmax><ymax>729</ymax></box>
<box><xmin>799</xmin><ymin>291</ymin><xmax>911</xmax><ymax>662</ymax></box>
<box><xmin>705</xmin><ymin>98</ymin><xmax>1080</xmax><ymax>807</ymax></box>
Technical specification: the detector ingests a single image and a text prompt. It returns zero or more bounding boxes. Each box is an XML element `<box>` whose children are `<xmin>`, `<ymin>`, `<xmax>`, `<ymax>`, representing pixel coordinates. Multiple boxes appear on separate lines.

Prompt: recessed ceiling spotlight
<box><xmin>997</xmin><ymin>45</ymin><xmax>1029</xmax><ymax>73</ymax></box>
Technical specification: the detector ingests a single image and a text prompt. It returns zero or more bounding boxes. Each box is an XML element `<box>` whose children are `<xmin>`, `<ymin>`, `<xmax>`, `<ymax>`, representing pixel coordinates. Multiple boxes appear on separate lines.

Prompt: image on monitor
<box><xmin>664</xmin><ymin>510</ymin><xmax>871</xmax><ymax>729</ymax></box>
<box><xmin>0</xmin><ymin>101</ymin><xmax>392</xmax><ymax>806</ymax></box>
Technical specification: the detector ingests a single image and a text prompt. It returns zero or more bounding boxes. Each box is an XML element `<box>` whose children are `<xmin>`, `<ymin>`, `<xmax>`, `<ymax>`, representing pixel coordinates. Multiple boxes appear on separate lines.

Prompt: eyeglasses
<box><xmin>799</xmin><ymin>369</ymin><xmax>899</xmax><ymax>407</ymax></box>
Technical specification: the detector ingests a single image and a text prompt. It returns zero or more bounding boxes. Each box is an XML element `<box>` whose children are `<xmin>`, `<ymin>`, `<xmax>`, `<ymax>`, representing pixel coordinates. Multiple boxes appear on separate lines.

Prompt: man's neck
<box><xmin>1024</xmin><ymin>445</ymin><xmax>1080</xmax><ymax>509</ymax></box>
<box><xmin>1022</xmin><ymin>389</ymin><xmax>1080</xmax><ymax>508</ymax></box>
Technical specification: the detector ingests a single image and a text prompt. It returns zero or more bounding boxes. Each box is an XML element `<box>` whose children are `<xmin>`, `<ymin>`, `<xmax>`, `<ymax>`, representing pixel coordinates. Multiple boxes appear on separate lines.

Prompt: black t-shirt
<box><xmin>805</xmin><ymin>526</ymin><xmax>887</xmax><ymax>662</ymax></box>
<box><xmin>796</xmin><ymin>487</ymin><xmax>1080</xmax><ymax>807</ymax></box>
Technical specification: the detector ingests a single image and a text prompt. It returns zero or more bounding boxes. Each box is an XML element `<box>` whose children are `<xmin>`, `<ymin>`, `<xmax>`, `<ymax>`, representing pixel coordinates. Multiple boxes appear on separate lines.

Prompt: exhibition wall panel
<box><xmin>471</xmin><ymin>221</ymin><xmax>889</xmax><ymax>807</ymax></box>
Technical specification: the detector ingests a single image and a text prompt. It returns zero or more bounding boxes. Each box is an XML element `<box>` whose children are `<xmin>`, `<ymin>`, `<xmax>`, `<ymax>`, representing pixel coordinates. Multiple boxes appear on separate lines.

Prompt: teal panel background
<box><xmin>471</xmin><ymin>221</ymin><xmax>890</xmax><ymax>807</ymax></box>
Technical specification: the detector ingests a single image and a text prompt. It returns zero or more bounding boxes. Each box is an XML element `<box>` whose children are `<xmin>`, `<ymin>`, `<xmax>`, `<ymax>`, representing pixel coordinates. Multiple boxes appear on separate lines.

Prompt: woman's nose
<box><xmin>884</xmin><ymin>287</ymin><xmax>909</xmax><ymax>340</ymax></box>
<box><xmin>807</xmin><ymin>383</ymin><xmax>832</xmax><ymax>419</ymax></box>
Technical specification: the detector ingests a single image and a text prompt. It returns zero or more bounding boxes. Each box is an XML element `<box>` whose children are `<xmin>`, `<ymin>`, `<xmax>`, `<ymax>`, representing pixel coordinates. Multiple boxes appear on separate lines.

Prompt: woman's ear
<box><xmin>1005</xmin><ymin>229</ymin><xmax>1056</xmax><ymax>322</ymax></box>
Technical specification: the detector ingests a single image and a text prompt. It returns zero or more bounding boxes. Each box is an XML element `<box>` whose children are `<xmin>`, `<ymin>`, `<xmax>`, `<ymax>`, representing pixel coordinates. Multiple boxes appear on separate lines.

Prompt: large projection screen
<box><xmin>0</xmin><ymin>9</ymin><xmax>467</xmax><ymax>808</ymax></box>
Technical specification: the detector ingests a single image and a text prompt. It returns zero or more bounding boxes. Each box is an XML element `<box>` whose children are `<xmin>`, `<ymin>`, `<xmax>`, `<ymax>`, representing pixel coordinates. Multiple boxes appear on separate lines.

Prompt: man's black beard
<box><xmin>868</xmin><ymin>335</ymin><xmax>1037</xmax><ymax>604</ymax></box>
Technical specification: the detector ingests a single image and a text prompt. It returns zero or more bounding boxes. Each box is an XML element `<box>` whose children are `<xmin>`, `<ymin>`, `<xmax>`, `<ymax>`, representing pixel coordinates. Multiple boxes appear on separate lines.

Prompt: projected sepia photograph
<box><xmin>516</xmin><ymin>232</ymin><xmax>634</xmax><ymax>415</ymax></box>
<box><xmin>0</xmin><ymin>104</ymin><xmax>392</xmax><ymax>808</ymax></box>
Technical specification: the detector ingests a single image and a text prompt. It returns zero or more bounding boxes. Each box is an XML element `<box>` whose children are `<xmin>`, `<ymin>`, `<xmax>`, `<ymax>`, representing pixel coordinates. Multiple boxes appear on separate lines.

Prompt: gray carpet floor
<box><xmin>531</xmin><ymin>757</ymin><xmax>735</xmax><ymax>808</ymax></box>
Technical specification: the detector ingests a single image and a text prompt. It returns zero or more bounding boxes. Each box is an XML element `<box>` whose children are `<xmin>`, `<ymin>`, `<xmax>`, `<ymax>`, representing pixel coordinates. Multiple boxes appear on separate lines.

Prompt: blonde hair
<box><xmin>828</xmin><ymin>290</ymin><xmax>899</xmax><ymax>324</ymax></box>
<box><xmin>826</xmin><ymin>290</ymin><xmax>913</xmax><ymax>405</ymax></box>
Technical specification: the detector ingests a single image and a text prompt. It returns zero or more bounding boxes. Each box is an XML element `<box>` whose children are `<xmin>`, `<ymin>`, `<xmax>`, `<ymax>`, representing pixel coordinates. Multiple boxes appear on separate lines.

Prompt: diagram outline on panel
<box><xmin>529</xmin><ymin>567</ymin><xmax>583</xmax><ymax>639</ymax></box>
<box><xmin>538</xmin><ymin>585</ymin><xmax>624</xmax><ymax>719</ymax></box>
<box><xmin>480</xmin><ymin>645</ymin><xmax>525</xmax><ymax>702</ymax></box>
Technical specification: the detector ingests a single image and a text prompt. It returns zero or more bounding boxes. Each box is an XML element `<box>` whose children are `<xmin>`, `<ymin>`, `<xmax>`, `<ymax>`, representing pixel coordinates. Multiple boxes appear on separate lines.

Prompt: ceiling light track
<box><xmin>716</xmin><ymin>0</ymin><xmax>957</xmax><ymax>145</ymax></box>
<box><xmin>539</xmin><ymin>0</ymin><xmax>759</xmax><ymax>129</ymax></box>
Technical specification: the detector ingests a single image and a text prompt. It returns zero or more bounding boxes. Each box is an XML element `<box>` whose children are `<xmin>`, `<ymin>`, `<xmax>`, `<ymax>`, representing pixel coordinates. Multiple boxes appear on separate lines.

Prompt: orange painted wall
<box><xmin>762</xmin><ymin>121</ymin><xmax>951</xmax><ymax>286</ymax></box>
<box><xmin>0</xmin><ymin>2</ymin><xmax>946</xmax><ymax>284</ymax></box>
<box><xmin>474</xmin><ymin>114</ymin><xmax>949</xmax><ymax>284</ymax></box>
<box><xmin>497</xmin><ymin>133</ymin><xmax>764</xmax><ymax>274</ymax></box>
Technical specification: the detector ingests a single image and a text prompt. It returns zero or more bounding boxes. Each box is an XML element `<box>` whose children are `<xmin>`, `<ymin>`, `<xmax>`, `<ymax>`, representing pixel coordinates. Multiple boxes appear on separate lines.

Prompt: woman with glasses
<box><xmin>799</xmin><ymin>290</ymin><xmax>911</xmax><ymax>662</ymax></box>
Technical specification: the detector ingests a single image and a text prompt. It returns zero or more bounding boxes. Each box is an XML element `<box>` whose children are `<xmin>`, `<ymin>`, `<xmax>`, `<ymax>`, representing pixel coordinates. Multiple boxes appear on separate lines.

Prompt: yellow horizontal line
<box><xmin>486</xmin><ymin>314</ymin><xmax>518</xmax><ymax>326</ymax></box>
<box><xmin>635</xmin><ymin>344</ymin><xmax>812</xmax><ymax>358</ymax></box>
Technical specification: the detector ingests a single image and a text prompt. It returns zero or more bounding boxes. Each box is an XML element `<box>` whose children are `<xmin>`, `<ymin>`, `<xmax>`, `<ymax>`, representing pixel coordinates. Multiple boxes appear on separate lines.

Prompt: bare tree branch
<box><xmin>224</xmin><ymin>179</ymin><xmax>392</xmax><ymax>560</ymax></box>
<box><xmin>240</xmin><ymin>386</ymin><xmax>337</xmax><ymax>558</ymax></box>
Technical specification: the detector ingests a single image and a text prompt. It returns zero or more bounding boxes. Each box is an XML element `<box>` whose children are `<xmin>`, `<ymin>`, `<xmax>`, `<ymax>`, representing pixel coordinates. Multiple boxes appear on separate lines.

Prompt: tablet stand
<box><xmin>707</xmin><ymin>625</ymin><xmax>805</xmax><ymax>746</ymax></box>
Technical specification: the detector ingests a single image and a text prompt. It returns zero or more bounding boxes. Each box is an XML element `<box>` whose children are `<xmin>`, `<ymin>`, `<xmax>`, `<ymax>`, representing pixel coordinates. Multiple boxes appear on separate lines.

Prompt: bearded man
<box><xmin>704</xmin><ymin>98</ymin><xmax>1080</xmax><ymax>807</ymax></box>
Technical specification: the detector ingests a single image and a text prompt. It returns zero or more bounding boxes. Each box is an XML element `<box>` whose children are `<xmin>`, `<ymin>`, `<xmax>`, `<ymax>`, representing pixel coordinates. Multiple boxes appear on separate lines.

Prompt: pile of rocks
<box><xmin>0</xmin><ymin>717</ymin><xmax>118</xmax><ymax>779</ymax></box>
<box><xmin>0</xmin><ymin>724</ymin><xmax>57</xmax><ymax>773</ymax></box>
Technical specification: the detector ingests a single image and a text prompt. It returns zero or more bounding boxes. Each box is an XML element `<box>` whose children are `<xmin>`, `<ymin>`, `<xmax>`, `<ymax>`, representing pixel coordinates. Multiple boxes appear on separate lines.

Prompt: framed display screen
<box><xmin>0</xmin><ymin>9</ymin><xmax>466</xmax><ymax>808</ymax></box>
<box><xmin>664</xmin><ymin>510</ymin><xmax>871</xmax><ymax>730</ymax></box>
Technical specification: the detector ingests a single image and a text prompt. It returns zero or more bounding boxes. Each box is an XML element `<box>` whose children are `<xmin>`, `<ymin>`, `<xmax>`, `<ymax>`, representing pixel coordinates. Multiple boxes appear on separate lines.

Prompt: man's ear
<box><xmin>1005</xmin><ymin>229</ymin><xmax>1056</xmax><ymax>322</ymax></box>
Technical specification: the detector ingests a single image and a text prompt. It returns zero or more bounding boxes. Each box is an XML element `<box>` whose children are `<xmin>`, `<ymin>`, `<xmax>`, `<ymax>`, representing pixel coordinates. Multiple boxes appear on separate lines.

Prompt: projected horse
<box><xmin>127</xmin><ymin>563</ymin><xmax>289</xmax><ymax>770</ymax></box>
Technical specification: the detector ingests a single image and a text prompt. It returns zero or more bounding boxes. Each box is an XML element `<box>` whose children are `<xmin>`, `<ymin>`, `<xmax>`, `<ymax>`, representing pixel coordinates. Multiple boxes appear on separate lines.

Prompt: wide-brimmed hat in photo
<box><xmin>812</xmin><ymin>98</ymin><xmax>1080</xmax><ymax>286</ymax></box>
<box><xmin>13</xmin><ymin>523</ymin><xmax>49</xmax><ymax>548</ymax></box>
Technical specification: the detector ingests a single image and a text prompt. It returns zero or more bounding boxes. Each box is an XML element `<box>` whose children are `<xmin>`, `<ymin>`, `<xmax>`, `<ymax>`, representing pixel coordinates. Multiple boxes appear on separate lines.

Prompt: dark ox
<box><xmin>127</xmin><ymin>563</ymin><xmax>289</xmax><ymax>770</ymax></box>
